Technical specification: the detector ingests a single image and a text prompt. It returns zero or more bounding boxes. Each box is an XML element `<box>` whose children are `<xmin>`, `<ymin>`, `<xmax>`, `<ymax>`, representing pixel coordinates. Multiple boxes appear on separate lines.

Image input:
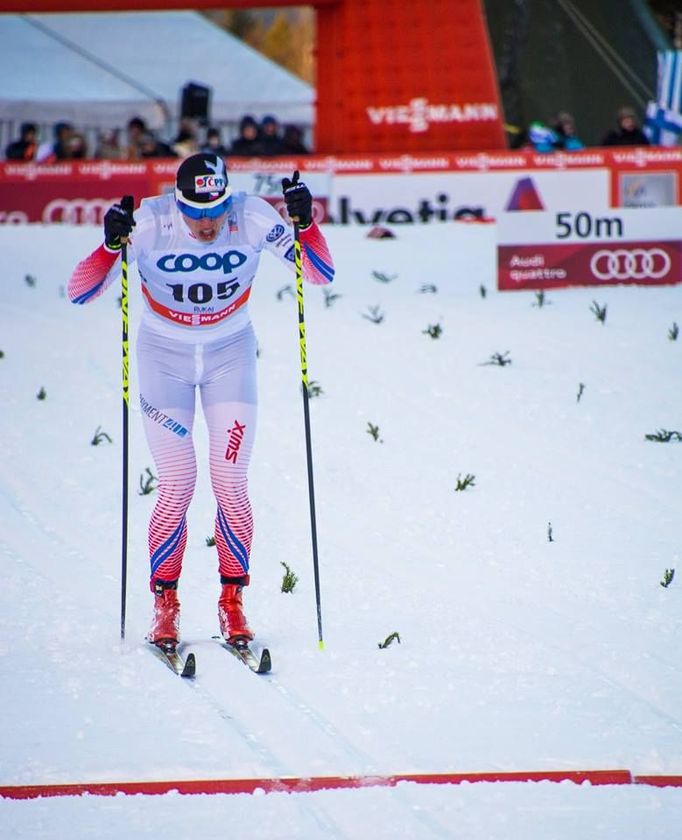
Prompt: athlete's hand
<box><xmin>104</xmin><ymin>195</ymin><xmax>135</xmax><ymax>251</ymax></box>
<box><xmin>282</xmin><ymin>171</ymin><xmax>312</xmax><ymax>229</ymax></box>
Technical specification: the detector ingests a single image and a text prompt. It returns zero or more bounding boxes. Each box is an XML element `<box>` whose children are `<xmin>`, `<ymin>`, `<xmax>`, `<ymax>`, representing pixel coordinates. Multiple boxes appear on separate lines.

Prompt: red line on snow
<box><xmin>0</xmin><ymin>769</ymin><xmax>653</xmax><ymax>800</ymax></box>
<box><xmin>634</xmin><ymin>775</ymin><xmax>682</xmax><ymax>788</ymax></box>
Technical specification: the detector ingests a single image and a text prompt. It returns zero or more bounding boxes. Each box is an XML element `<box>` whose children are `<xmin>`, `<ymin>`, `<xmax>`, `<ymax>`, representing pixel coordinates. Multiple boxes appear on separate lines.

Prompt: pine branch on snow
<box><xmin>90</xmin><ymin>426</ymin><xmax>112</xmax><ymax>446</ymax></box>
<box><xmin>378</xmin><ymin>632</ymin><xmax>401</xmax><ymax>649</ymax></box>
<box><xmin>660</xmin><ymin>569</ymin><xmax>675</xmax><ymax>588</ymax></box>
<box><xmin>454</xmin><ymin>473</ymin><xmax>476</xmax><ymax>491</ymax></box>
<box><xmin>362</xmin><ymin>305</ymin><xmax>385</xmax><ymax>324</ymax></box>
<box><xmin>138</xmin><ymin>467</ymin><xmax>158</xmax><ymax>495</ymax></box>
<box><xmin>280</xmin><ymin>561</ymin><xmax>299</xmax><ymax>593</ymax></box>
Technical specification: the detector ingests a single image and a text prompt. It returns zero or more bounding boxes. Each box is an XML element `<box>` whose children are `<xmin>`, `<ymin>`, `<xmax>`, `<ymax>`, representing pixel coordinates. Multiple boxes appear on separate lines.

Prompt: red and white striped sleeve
<box><xmin>299</xmin><ymin>222</ymin><xmax>335</xmax><ymax>286</ymax></box>
<box><xmin>67</xmin><ymin>244</ymin><xmax>120</xmax><ymax>304</ymax></box>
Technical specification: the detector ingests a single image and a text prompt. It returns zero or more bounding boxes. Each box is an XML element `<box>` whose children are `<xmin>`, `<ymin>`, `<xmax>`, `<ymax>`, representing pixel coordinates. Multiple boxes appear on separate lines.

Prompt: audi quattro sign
<box><xmin>497</xmin><ymin>207</ymin><xmax>682</xmax><ymax>290</ymax></box>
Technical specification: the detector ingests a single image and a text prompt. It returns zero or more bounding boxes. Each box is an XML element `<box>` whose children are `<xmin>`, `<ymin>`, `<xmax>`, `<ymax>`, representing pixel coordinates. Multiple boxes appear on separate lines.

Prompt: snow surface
<box><xmin>1</xmin><ymin>222</ymin><xmax>682</xmax><ymax>838</ymax></box>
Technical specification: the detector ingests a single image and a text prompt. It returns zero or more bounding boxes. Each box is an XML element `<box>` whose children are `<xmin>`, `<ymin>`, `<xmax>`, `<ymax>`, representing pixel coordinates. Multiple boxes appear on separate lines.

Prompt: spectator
<box><xmin>138</xmin><ymin>132</ymin><xmax>177</xmax><ymax>158</ymax></box>
<box><xmin>173</xmin><ymin>117</ymin><xmax>200</xmax><ymax>158</ymax></box>
<box><xmin>5</xmin><ymin>122</ymin><xmax>38</xmax><ymax>161</ymax></box>
<box><xmin>67</xmin><ymin>131</ymin><xmax>88</xmax><ymax>159</ymax></box>
<box><xmin>95</xmin><ymin>129</ymin><xmax>123</xmax><ymax>160</ymax></box>
<box><xmin>601</xmin><ymin>106</ymin><xmax>650</xmax><ymax>146</ymax></box>
<box><xmin>259</xmin><ymin>114</ymin><xmax>284</xmax><ymax>155</ymax></box>
<box><xmin>229</xmin><ymin>115</ymin><xmax>263</xmax><ymax>156</ymax></box>
<box><xmin>526</xmin><ymin>120</ymin><xmax>559</xmax><ymax>153</ymax></box>
<box><xmin>125</xmin><ymin>116</ymin><xmax>148</xmax><ymax>160</ymax></box>
<box><xmin>552</xmin><ymin>111</ymin><xmax>584</xmax><ymax>151</ymax></box>
<box><xmin>281</xmin><ymin>124</ymin><xmax>309</xmax><ymax>155</ymax></box>
<box><xmin>201</xmin><ymin>126</ymin><xmax>229</xmax><ymax>157</ymax></box>
<box><xmin>36</xmin><ymin>121</ymin><xmax>75</xmax><ymax>163</ymax></box>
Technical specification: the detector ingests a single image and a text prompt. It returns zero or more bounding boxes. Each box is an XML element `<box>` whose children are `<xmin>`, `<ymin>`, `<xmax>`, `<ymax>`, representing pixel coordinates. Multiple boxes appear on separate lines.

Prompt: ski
<box><xmin>148</xmin><ymin>641</ymin><xmax>196</xmax><ymax>678</ymax></box>
<box><xmin>213</xmin><ymin>636</ymin><xmax>272</xmax><ymax>674</ymax></box>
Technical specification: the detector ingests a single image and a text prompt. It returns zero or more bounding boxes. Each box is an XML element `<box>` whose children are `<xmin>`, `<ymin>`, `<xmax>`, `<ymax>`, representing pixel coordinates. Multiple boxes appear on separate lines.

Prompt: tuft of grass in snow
<box><xmin>36</xmin><ymin>386</ymin><xmax>46</xmax><ymax>400</ymax></box>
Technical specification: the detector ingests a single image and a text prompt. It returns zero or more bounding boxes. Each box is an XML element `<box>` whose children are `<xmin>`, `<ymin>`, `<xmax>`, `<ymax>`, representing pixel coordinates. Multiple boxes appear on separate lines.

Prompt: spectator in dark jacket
<box><xmin>229</xmin><ymin>115</ymin><xmax>264</xmax><ymax>156</ymax></box>
<box><xmin>259</xmin><ymin>114</ymin><xmax>284</xmax><ymax>155</ymax></box>
<box><xmin>281</xmin><ymin>124</ymin><xmax>309</xmax><ymax>155</ymax></box>
<box><xmin>5</xmin><ymin>122</ymin><xmax>38</xmax><ymax>161</ymax></box>
<box><xmin>36</xmin><ymin>122</ymin><xmax>74</xmax><ymax>163</ymax></box>
<box><xmin>601</xmin><ymin>106</ymin><xmax>650</xmax><ymax>146</ymax></box>
<box><xmin>200</xmin><ymin>127</ymin><xmax>229</xmax><ymax>157</ymax></box>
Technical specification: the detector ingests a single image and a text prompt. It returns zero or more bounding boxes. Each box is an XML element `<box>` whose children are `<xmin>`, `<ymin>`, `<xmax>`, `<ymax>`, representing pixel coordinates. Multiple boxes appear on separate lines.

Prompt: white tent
<box><xmin>0</xmin><ymin>11</ymin><xmax>313</xmax><ymax>141</ymax></box>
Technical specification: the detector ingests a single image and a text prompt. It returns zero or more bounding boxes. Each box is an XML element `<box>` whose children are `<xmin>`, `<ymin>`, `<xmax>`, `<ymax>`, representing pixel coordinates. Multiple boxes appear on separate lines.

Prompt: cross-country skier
<box><xmin>67</xmin><ymin>153</ymin><xmax>334</xmax><ymax>650</ymax></box>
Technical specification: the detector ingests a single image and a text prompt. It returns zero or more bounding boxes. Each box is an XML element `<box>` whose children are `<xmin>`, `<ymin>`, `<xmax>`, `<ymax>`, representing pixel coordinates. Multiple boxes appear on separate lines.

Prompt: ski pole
<box><xmin>293</xmin><ymin>221</ymin><xmax>324</xmax><ymax>649</ymax></box>
<box><xmin>119</xmin><ymin>195</ymin><xmax>134</xmax><ymax>640</ymax></box>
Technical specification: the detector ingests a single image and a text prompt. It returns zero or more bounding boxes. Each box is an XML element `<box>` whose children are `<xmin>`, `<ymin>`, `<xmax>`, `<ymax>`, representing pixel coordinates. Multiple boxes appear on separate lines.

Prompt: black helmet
<box><xmin>175</xmin><ymin>152</ymin><xmax>230</xmax><ymax>209</ymax></box>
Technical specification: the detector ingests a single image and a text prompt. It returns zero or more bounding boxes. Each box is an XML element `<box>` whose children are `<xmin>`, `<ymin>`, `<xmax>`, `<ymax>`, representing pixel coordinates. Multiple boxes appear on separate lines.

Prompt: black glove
<box><xmin>282</xmin><ymin>171</ymin><xmax>312</xmax><ymax>229</ymax></box>
<box><xmin>104</xmin><ymin>195</ymin><xmax>135</xmax><ymax>251</ymax></box>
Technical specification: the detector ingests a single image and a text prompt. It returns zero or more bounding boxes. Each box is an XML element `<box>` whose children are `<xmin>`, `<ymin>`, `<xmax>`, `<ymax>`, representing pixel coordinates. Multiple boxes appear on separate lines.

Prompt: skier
<box><xmin>68</xmin><ymin>153</ymin><xmax>334</xmax><ymax>650</ymax></box>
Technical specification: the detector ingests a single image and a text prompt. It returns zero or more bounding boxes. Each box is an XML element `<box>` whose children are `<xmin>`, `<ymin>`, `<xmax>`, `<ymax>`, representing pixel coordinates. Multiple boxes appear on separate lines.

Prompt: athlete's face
<box><xmin>182</xmin><ymin>212</ymin><xmax>228</xmax><ymax>243</ymax></box>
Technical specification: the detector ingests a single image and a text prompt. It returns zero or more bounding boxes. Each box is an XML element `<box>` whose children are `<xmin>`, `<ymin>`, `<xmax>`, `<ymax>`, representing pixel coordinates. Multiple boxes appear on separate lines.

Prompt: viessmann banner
<box><xmin>0</xmin><ymin>149</ymin><xmax>681</xmax><ymax>225</ymax></box>
<box><xmin>497</xmin><ymin>207</ymin><xmax>682</xmax><ymax>290</ymax></box>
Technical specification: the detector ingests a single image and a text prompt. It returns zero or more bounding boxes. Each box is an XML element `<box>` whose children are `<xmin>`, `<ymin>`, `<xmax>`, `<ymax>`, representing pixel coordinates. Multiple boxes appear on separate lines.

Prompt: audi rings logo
<box><xmin>590</xmin><ymin>248</ymin><xmax>671</xmax><ymax>281</ymax></box>
<box><xmin>42</xmin><ymin>198</ymin><xmax>111</xmax><ymax>224</ymax></box>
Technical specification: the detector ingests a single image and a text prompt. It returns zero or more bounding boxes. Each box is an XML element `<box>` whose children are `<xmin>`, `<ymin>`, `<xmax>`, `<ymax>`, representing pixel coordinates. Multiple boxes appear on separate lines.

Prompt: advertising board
<box><xmin>497</xmin><ymin>207</ymin><xmax>682</xmax><ymax>290</ymax></box>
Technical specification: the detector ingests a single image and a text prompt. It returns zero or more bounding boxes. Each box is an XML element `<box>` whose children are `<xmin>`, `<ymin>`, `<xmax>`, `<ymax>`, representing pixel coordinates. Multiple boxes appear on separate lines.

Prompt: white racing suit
<box><xmin>68</xmin><ymin>192</ymin><xmax>334</xmax><ymax>588</ymax></box>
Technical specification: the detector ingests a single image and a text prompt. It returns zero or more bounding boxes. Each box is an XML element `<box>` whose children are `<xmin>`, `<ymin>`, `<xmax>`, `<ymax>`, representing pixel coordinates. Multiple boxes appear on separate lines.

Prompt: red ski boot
<box><xmin>148</xmin><ymin>580</ymin><xmax>180</xmax><ymax>647</ymax></box>
<box><xmin>218</xmin><ymin>576</ymin><xmax>254</xmax><ymax>643</ymax></box>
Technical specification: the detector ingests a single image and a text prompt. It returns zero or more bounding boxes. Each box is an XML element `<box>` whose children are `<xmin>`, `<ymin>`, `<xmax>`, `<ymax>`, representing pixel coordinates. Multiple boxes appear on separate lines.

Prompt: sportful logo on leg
<box><xmin>225</xmin><ymin>420</ymin><xmax>246</xmax><ymax>463</ymax></box>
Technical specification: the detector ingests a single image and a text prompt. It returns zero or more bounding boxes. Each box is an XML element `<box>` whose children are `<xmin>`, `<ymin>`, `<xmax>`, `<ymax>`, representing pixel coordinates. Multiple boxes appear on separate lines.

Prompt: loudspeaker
<box><xmin>180</xmin><ymin>83</ymin><xmax>211</xmax><ymax>125</ymax></box>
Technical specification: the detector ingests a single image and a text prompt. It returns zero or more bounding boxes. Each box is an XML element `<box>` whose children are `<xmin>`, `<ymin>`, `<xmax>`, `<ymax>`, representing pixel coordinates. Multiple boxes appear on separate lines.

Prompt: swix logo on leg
<box><xmin>225</xmin><ymin>420</ymin><xmax>246</xmax><ymax>463</ymax></box>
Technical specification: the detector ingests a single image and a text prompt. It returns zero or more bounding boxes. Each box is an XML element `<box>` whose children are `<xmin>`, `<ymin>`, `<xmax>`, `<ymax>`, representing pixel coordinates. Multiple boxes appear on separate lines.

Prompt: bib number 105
<box><xmin>166</xmin><ymin>280</ymin><xmax>239</xmax><ymax>304</ymax></box>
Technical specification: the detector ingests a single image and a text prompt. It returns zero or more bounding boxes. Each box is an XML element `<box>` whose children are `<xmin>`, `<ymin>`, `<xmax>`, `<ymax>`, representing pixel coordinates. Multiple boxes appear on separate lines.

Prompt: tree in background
<box><xmin>202</xmin><ymin>9</ymin><xmax>314</xmax><ymax>85</ymax></box>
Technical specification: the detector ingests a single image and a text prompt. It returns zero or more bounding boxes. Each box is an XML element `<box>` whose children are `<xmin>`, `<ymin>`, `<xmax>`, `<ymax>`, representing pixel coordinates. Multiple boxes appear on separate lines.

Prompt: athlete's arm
<box><xmin>67</xmin><ymin>244</ymin><xmax>121</xmax><ymax>304</ymax></box>
<box><xmin>244</xmin><ymin>195</ymin><xmax>334</xmax><ymax>286</ymax></box>
<box><xmin>68</xmin><ymin>199</ymin><xmax>137</xmax><ymax>304</ymax></box>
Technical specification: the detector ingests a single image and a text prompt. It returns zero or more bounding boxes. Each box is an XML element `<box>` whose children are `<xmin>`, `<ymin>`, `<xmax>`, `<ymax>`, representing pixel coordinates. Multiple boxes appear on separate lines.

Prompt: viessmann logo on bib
<box><xmin>194</xmin><ymin>175</ymin><xmax>226</xmax><ymax>193</ymax></box>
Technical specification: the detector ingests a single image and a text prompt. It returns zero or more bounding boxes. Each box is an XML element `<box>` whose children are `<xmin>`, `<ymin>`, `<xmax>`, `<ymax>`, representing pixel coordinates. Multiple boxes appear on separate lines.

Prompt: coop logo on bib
<box><xmin>157</xmin><ymin>250</ymin><xmax>247</xmax><ymax>274</ymax></box>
